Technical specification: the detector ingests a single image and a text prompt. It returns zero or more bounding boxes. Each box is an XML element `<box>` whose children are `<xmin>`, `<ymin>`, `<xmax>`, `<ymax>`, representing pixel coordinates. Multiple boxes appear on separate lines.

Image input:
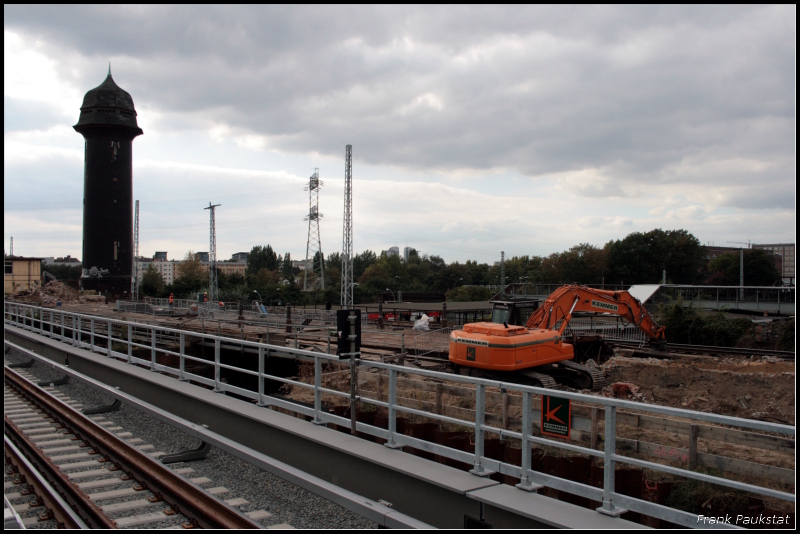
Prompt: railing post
<box><xmin>90</xmin><ymin>317</ymin><xmax>95</xmax><ymax>352</ymax></box>
<box><xmin>150</xmin><ymin>328</ymin><xmax>157</xmax><ymax>370</ymax></box>
<box><xmin>60</xmin><ymin>311</ymin><xmax>65</xmax><ymax>342</ymax></box>
<box><xmin>127</xmin><ymin>323</ymin><xmax>133</xmax><ymax>363</ymax></box>
<box><xmin>107</xmin><ymin>320</ymin><xmax>112</xmax><ymax>356</ymax></box>
<box><xmin>597</xmin><ymin>405</ymin><xmax>626</xmax><ymax>516</ymax></box>
<box><xmin>257</xmin><ymin>345</ymin><xmax>266</xmax><ymax>406</ymax></box>
<box><xmin>385</xmin><ymin>368</ymin><xmax>401</xmax><ymax>449</ymax></box>
<box><xmin>312</xmin><ymin>355</ymin><xmax>323</xmax><ymax>424</ymax></box>
<box><xmin>470</xmin><ymin>383</ymin><xmax>492</xmax><ymax>477</ymax></box>
<box><xmin>72</xmin><ymin>314</ymin><xmax>78</xmax><ymax>346</ymax></box>
<box><xmin>516</xmin><ymin>391</ymin><xmax>540</xmax><ymax>491</ymax></box>
<box><xmin>213</xmin><ymin>337</ymin><xmax>221</xmax><ymax>392</ymax></box>
<box><xmin>179</xmin><ymin>332</ymin><xmax>187</xmax><ymax>381</ymax></box>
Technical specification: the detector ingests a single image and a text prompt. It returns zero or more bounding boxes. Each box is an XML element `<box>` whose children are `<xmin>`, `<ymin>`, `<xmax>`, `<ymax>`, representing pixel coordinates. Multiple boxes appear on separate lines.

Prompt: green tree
<box><xmin>707</xmin><ymin>249</ymin><xmax>781</xmax><ymax>286</ymax></box>
<box><xmin>141</xmin><ymin>264</ymin><xmax>164</xmax><ymax>296</ymax></box>
<box><xmin>541</xmin><ymin>244</ymin><xmax>607</xmax><ymax>284</ymax></box>
<box><xmin>246</xmin><ymin>245</ymin><xmax>279</xmax><ymax>277</ymax></box>
<box><xmin>358</xmin><ymin>253</ymin><xmax>402</xmax><ymax>293</ymax></box>
<box><xmin>326</xmin><ymin>252</ymin><xmax>342</xmax><ymax>273</ymax></box>
<box><xmin>282</xmin><ymin>252</ymin><xmax>293</xmax><ymax>281</ymax></box>
<box><xmin>178</xmin><ymin>251</ymin><xmax>205</xmax><ymax>285</ymax></box>
<box><xmin>353</xmin><ymin>250</ymin><xmax>378</xmax><ymax>280</ymax></box>
<box><xmin>606</xmin><ymin>229</ymin><xmax>703</xmax><ymax>284</ymax></box>
<box><xmin>446</xmin><ymin>285</ymin><xmax>493</xmax><ymax>302</ymax></box>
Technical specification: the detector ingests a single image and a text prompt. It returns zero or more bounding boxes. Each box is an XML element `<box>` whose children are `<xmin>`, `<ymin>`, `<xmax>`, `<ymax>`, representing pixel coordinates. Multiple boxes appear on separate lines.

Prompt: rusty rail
<box><xmin>4</xmin><ymin>365</ymin><xmax>261</xmax><ymax>529</ymax></box>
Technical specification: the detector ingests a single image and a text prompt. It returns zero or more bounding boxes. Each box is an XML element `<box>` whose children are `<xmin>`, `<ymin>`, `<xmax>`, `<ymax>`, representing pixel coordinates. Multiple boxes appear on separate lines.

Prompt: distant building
<box><xmin>42</xmin><ymin>255</ymin><xmax>82</xmax><ymax>267</ymax></box>
<box><xmin>752</xmin><ymin>243</ymin><xmax>795</xmax><ymax>284</ymax></box>
<box><xmin>387</xmin><ymin>246</ymin><xmax>399</xmax><ymax>258</ymax></box>
<box><xmin>135</xmin><ymin>259</ymin><xmax>246</xmax><ymax>285</ymax></box>
<box><xmin>195</xmin><ymin>252</ymin><xmax>210</xmax><ymax>262</ymax></box>
<box><xmin>136</xmin><ymin>259</ymin><xmax>179</xmax><ymax>285</ymax></box>
<box><xmin>4</xmin><ymin>256</ymin><xmax>43</xmax><ymax>294</ymax></box>
<box><xmin>154</xmin><ymin>251</ymin><xmax>168</xmax><ymax>261</ymax></box>
<box><xmin>215</xmin><ymin>261</ymin><xmax>246</xmax><ymax>277</ymax></box>
<box><xmin>232</xmin><ymin>252</ymin><xmax>249</xmax><ymax>262</ymax></box>
<box><xmin>404</xmin><ymin>247</ymin><xmax>412</xmax><ymax>262</ymax></box>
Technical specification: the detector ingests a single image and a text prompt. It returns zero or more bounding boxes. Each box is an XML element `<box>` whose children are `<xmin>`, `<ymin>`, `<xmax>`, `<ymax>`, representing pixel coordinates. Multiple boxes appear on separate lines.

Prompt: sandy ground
<box><xmin>602</xmin><ymin>353</ymin><xmax>795</xmax><ymax>425</ymax></box>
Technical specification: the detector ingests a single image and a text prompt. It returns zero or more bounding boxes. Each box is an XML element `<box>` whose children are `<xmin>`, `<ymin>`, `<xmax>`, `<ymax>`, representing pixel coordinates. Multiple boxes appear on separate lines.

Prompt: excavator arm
<box><xmin>525</xmin><ymin>284</ymin><xmax>665</xmax><ymax>343</ymax></box>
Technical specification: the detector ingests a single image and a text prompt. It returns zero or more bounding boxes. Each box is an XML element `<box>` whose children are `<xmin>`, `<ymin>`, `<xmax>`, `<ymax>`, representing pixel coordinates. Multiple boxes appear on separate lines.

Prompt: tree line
<box><xmin>129</xmin><ymin>227</ymin><xmax>785</xmax><ymax>303</ymax></box>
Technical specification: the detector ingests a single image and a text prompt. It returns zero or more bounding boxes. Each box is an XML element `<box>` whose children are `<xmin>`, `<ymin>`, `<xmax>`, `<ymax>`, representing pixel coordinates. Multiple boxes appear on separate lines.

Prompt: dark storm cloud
<box><xmin>5</xmin><ymin>5</ymin><xmax>795</xmax><ymax>187</ymax></box>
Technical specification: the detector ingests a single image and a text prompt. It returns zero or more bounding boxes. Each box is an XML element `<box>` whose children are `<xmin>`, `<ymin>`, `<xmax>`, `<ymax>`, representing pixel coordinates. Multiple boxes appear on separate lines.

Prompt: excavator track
<box><xmin>517</xmin><ymin>370</ymin><xmax>559</xmax><ymax>389</ymax></box>
<box><xmin>559</xmin><ymin>360</ymin><xmax>606</xmax><ymax>391</ymax></box>
<box><xmin>534</xmin><ymin>361</ymin><xmax>607</xmax><ymax>391</ymax></box>
<box><xmin>454</xmin><ymin>365</ymin><xmax>559</xmax><ymax>389</ymax></box>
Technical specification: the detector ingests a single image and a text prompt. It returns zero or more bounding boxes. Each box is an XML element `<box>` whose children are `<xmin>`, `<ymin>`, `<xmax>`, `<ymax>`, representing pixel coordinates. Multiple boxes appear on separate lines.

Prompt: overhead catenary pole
<box><xmin>341</xmin><ymin>145</ymin><xmax>353</xmax><ymax>307</ymax></box>
<box><xmin>304</xmin><ymin>168</ymin><xmax>325</xmax><ymax>291</ymax></box>
<box><xmin>205</xmin><ymin>202</ymin><xmax>221</xmax><ymax>304</ymax></box>
<box><xmin>727</xmin><ymin>241</ymin><xmax>750</xmax><ymax>300</ymax></box>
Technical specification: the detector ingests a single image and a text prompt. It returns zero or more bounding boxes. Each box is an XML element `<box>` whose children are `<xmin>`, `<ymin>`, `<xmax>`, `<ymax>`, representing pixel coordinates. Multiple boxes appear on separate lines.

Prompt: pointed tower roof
<box><xmin>74</xmin><ymin>69</ymin><xmax>143</xmax><ymax>133</ymax></box>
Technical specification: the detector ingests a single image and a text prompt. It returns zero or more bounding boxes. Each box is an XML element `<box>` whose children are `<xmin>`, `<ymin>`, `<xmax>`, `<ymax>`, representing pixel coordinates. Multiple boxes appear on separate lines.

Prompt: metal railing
<box><xmin>4</xmin><ymin>301</ymin><xmax>795</xmax><ymax>528</ymax></box>
<box><xmin>413</xmin><ymin>326</ymin><xmax>461</xmax><ymax>357</ymax></box>
<box><xmin>558</xmin><ymin>317</ymin><xmax>651</xmax><ymax>345</ymax></box>
<box><xmin>118</xmin><ymin>300</ymin><xmax>369</xmax><ymax>328</ymax></box>
<box><xmin>654</xmin><ymin>285</ymin><xmax>795</xmax><ymax>313</ymax></box>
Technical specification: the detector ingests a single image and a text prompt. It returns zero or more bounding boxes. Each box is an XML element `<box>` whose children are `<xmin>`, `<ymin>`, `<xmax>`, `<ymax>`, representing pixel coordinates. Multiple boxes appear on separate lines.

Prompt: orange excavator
<box><xmin>449</xmin><ymin>284</ymin><xmax>666</xmax><ymax>390</ymax></box>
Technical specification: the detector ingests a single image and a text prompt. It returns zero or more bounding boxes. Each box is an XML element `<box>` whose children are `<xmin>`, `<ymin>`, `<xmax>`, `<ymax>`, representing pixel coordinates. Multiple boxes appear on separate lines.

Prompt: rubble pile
<box><xmin>13</xmin><ymin>280</ymin><xmax>80</xmax><ymax>305</ymax></box>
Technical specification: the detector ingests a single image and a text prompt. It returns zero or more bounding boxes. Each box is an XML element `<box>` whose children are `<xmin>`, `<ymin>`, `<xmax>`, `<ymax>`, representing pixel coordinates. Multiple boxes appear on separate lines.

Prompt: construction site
<box><xmin>5</xmin><ymin>276</ymin><xmax>795</xmax><ymax>527</ymax></box>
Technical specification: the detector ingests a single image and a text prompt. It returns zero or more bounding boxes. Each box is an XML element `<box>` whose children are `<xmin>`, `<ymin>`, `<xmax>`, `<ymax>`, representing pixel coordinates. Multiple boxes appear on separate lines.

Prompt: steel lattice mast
<box><xmin>205</xmin><ymin>202</ymin><xmax>221</xmax><ymax>303</ymax></box>
<box><xmin>304</xmin><ymin>168</ymin><xmax>325</xmax><ymax>291</ymax></box>
<box><xmin>132</xmin><ymin>200</ymin><xmax>140</xmax><ymax>299</ymax></box>
<box><xmin>341</xmin><ymin>145</ymin><xmax>353</xmax><ymax>307</ymax></box>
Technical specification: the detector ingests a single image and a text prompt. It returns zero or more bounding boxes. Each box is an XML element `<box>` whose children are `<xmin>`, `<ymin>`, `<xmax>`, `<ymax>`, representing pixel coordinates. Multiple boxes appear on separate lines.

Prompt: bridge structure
<box><xmin>498</xmin><ymin>283</ymin><xmax>795</xmax><ymax>316</ymax></box>
<box><xmin>4</xmin><ymin>302</ymin><xmax>795</xmax><ymax>529</ymax></box>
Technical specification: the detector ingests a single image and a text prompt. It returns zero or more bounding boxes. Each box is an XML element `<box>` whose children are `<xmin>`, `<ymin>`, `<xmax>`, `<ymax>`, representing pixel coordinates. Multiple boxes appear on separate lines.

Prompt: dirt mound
<box><xmin>602</xmin><ymin>352</ymin><xmax>795</xmax><ymax>425</ymax></box>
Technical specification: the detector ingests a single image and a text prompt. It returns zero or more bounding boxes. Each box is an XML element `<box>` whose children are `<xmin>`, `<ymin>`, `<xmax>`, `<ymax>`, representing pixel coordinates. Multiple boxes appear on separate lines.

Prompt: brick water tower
<box><xmin>74</xmin><ymin>67</ymin><xmax>143</xmax><ymax>297</ymax></box>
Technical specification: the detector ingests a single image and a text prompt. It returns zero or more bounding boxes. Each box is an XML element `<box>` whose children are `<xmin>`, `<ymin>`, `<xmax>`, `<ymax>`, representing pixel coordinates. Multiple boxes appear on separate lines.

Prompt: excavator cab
<box><xmin>490</xmin><ymin>299</ymin><xmax>540</xmax><ymax>326</ymax></box>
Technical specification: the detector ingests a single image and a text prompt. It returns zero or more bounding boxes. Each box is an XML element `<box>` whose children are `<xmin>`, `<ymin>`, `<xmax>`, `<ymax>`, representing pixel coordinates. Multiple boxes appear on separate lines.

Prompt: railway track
<box><xmin>4</xmin><ymin>365</ymin><xmax>263</xmax><ymax>529</ymax></box>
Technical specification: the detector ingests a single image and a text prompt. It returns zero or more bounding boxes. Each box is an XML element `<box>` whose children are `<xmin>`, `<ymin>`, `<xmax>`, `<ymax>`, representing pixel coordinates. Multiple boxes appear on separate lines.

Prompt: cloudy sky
<box><xmin>4</xmin><ymin>5</ymin><xmax>796</xmax><ymax>265</ymax></box>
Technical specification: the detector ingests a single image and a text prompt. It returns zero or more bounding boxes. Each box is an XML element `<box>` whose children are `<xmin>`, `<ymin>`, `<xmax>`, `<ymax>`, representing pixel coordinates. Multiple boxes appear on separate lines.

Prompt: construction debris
<box><xmin>612</xmin><ymin>382</ymin><xmax>640</xmax><ymax>398</ymax></box>
<box><xmin>10</xmin><ymin>280</ymin><xmax>105</xmax><ymax>306</ymax></box>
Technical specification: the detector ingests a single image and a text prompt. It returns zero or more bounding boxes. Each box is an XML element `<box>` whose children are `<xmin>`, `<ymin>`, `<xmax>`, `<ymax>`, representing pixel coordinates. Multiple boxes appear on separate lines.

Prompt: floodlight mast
<box><xmin>341</xmin><ymin>146</ymin><xmax>353</xmax><ymax>307</ymax></box>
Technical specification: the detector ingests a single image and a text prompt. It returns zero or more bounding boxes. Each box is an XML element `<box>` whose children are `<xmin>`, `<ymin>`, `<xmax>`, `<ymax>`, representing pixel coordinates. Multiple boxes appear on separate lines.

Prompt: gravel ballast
<box><xmin>4</xmin><ymin>348</ymin><xmax>377</xmax><ymax>529</ymax></box>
